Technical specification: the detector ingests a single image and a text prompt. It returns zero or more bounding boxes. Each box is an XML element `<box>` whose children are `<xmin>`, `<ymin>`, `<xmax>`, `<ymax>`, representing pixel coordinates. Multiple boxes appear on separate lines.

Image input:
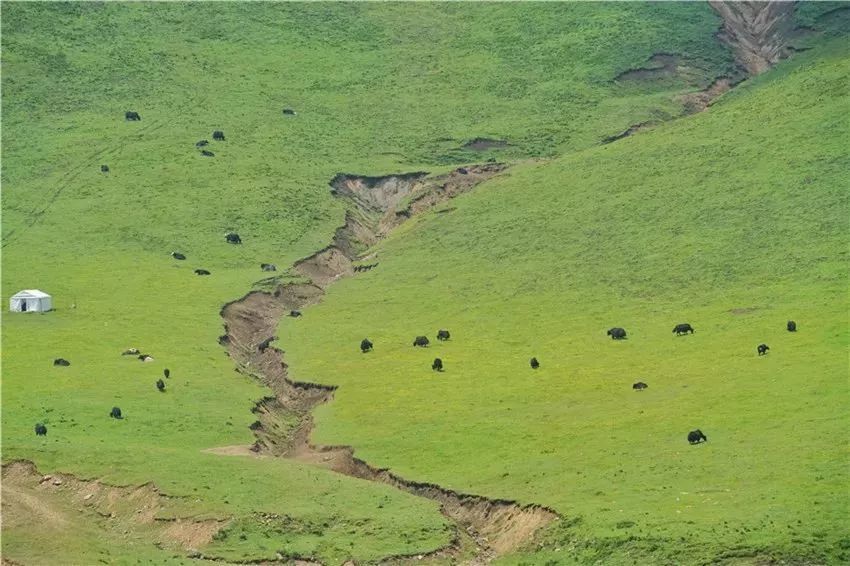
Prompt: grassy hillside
<box><xmin>1</xmin><ymin>3</ymin><xmax>747</xmax><ymax>563</ymax></box>
<box><xmin>282</xmin><ymin>38</ymin><xmax>850</xmax><ymax>565</ymax></box>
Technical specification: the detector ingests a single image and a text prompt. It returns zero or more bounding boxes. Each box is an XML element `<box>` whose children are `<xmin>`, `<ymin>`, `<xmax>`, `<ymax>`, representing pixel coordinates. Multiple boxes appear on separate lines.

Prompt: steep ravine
<box><xmin>220</xmin><ymin>163</ymin><xmax>560</xmax><ymax>564</ymax></box>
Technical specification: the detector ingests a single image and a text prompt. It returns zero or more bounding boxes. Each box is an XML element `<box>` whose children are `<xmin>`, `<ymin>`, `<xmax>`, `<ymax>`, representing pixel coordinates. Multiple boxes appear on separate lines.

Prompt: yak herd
<box><xmin>38</xmin><ymin>350</ymin><xmax>175</xmax><ymax>436</ymax></box>
<box><xmin>353</xmin><ymin>319</ymin><xmax>798</xmax><ymax>446</ymax></box>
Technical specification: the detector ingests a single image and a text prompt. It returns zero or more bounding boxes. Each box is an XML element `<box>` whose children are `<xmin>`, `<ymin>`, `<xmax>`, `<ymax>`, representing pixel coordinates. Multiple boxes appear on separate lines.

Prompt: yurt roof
<box><xmin>12</xmin><ymin>289</ymin><xmax>51</xmax><ymax>299</ymax></box>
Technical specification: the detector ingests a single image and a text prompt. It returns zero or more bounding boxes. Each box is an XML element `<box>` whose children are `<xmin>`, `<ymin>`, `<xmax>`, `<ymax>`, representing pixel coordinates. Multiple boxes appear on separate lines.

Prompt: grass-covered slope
<box><xmin>1</xmin><ymin>3</ymin><xmax>743</xmax><ymax>563</ymax></box>
<box><xmin>282</xmin><ymin>39</ymin><xmax>850</xmax><ymax>564</ymax></box>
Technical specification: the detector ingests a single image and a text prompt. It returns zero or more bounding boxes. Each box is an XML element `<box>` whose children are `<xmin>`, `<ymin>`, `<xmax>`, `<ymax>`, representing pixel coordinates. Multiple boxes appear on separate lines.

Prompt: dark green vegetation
<box><xmin>2</xmin><ymin>2</ymin><xmax>847</xmax><ymax>564</ymax></box>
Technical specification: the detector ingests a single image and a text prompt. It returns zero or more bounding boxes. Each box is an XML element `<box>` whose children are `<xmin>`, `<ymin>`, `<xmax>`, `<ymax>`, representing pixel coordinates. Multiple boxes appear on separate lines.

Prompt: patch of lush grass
<box><xmin>2</xmin><ymin>3</ymin><xmax>745</xmax><ymax>562</ymax></box>
<box><xmin>281</xmin><ymin>39</ymin><xmax>850</xmax><ymax>564</ymax></box>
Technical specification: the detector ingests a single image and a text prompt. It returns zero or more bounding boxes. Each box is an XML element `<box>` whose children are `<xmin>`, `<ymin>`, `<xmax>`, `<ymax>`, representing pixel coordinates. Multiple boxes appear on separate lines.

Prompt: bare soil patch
<box><xmin>678</xmin><ymin>76</ymin><xmax>736</xmax><ymax>114</ymax></box>
<box><xmin>709</xmin><ymin>1</ymin><xmax>797</xmax><ymax>75</ymax></box>
<box><xmin>1</xmin><ymin>460</ymin><xmax>226</xmax><ymax>552</ymax></box>
<box><xmin>615</xmin><ymin>53</ymin><xmax>681</xmax><ymax>82</ymax></box>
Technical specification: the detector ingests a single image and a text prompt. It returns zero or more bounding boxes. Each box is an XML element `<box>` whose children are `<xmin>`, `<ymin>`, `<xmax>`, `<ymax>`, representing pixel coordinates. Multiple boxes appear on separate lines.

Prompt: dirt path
<box><xmin>219</xmin><ymin>163</ymin><xmax>561</xmax><ymax>563</ymax></box>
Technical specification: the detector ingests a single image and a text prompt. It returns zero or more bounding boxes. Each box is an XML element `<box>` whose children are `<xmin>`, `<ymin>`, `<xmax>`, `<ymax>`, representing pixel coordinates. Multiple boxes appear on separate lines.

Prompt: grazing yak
<box><xmin>673</xmin><ymin>323</ymin><xmax>694</xmax><ymax>335</ymax></box>
<box><xmin>633</xmin><ymin>382</ymin><xmax>648</xmax><ymax>390</ymax></box>
<box><xmin>436</xmin><ymin>329</ymin><xmax>450</xmax><ymax>341</ymax></box>
<box><xmin>171</xmin><ymin>251</ymin><xmax>186</xmax><ymax>260</ymax></box>
<box><xmin>212</xmin><ymin>130</ymin><xmax>225</xmax><ymax>141</ymax></box>
<box><xmin>360</xmin><ymin>338</ymin><xmax>373</xmax><ymax>353</ymax></box>
<box><xmin>432</xmin><ymin>358</ymin><xmax>443</xmax><ymax>371</ymax></box>
<box><xmin>413</xmin><ymin>336</ymin><xmax>430</xmax><ymax>347</ymax></box>
<box><xmin>607</xmin><ymin>327</ymin><xmax>627</xmax><ymax>340</ymax></box>
<box><xmin>530</xmin><ymin>357</ymin><xmax>540</xmax><ymax>369</ymax></box>
<box><xmin>138</xmin><ymin>354</ymin><xmax>154</xmax><ymax>362</ymax></box>
<box><xmin>258</xmin><ymin>337</ymin><xmax>276</xmax><ymax>353</ymax></box>
<box><xmin>156</xmin><ymin>379</ymin><xmax>166</xmax><ymax>392</ymax></box>
<box><xmin>125</xmin><ymin>111</ymin><xmax>141</xmax><ymax>121</ymax></box>
<box><xmin>101</xmin><ymin>165</ymin><xmax>110</xmax><ymax>173</ymax></box>
<box><xmin>687</xmin><ymin>429</ymin><xmax>707</xmax><ymax>444</ymax></box>
<box><xmin>261</xmin><ymin>263</ymin><xmax>277</xmax><ymax>272</ymax></box>
<box><xmin>283</xmin><ymin>108</ymin><xmax>296</xmax><ymax>115</ymax></box>
<box><xmin>200</xmin><ymin>150</ymin><xmax>215</xmax><ymax>157</ymax></box>
<box><xmin>53</xmin><ymin>358</ymin><xmax>70</xmax><ymax>367</ymax></box>
<box><xmin>757</xmin><ymin>344</ymin><xmax>770</xmax><ymax>356</ymax></box>
<box><xmin>110</xmin><ymin>407</ymin><xmax>123</xmax><ymax>419</ymax></box>
<box><xmin>787</xmin><ymin>320</ymin><xmax>797</xmax><ymax>332</ymax></box>
<box><xmin>121</xmin><ymin>348</ymin><xmax>140</xmax><ymax>356</ymax></box>
<box><xmin>163</xmin><ymin>368</ymin><xmax>170</xmax><ymax>379</ymax></box>
<box><xmin>225</xmin><ymin>232</ymin><xmax>242</xmax><ymax>244</ymax></box>
<box><xmin>195</xmin><ymin>269</ymin><xmax>211</xmax><ymax>275</ymax></box>
<box><xmin>290</xmin><ymin>310</ymin><xmax>302</xmax><ymax>318</ymax></box>
<box><xmin>196</xmin><ymin>140</ymin><xmax>209</xmax><ymax>148</ymax></box>
<box><xmin>34</xmin><ymin>423</ymin><xmax>48</xmax><ymax>436</ymax></box>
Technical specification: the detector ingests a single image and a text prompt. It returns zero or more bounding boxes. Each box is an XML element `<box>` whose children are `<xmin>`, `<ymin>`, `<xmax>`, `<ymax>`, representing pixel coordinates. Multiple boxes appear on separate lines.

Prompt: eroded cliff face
<box><xmin>709</xmin><ymin>1</ymin><xmax>798</xmax><ymax>75</ymax></box>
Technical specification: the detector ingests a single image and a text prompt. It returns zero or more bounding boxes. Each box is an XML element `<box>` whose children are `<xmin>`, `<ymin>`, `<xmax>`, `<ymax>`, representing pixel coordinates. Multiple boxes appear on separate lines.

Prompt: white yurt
<box><xmin>9</xmin><ymin>290</ymin><xmax>53</xmax><ymax>313</ymax></box>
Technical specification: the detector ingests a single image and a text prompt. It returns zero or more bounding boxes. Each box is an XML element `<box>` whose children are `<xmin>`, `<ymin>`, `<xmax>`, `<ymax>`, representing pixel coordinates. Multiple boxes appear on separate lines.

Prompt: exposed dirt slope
<box><xmin>219</xmin><ymin>163</ymin><xmax>560</xmax><ymax>563</ymax></box>
<box><xmin>1</xmin><ymin>460</ymin><xmax>226</xmax><ymax>553</ymax></box>
<box><xmin>709</xmin><ymin>1</ymin><xmax>798</xmax><ymax>75</ymax></box>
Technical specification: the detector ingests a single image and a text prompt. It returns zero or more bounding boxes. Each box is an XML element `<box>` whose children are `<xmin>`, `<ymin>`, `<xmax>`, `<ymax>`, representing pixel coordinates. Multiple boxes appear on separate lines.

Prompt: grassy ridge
<box><xmin>282</xmin><ymin>39</ymin><xmax>850</xmax><ymax>564</ymax></box>
<box><xmin>2</xmin><ymin>3</ymin><xmax>742</xmax><ymax>562</ymax></box>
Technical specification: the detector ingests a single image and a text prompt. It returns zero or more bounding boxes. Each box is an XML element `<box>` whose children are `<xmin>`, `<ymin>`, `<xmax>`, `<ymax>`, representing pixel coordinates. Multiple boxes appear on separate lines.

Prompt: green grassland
<box><xmin>1</xmin><ymin>2</ymin><xmax>846</xmax><ymax>564</ymax></box>
<box><xmin>281</xmin><ymin>39</ymin><xmax>850</xmax><ymax>565</ymax></box>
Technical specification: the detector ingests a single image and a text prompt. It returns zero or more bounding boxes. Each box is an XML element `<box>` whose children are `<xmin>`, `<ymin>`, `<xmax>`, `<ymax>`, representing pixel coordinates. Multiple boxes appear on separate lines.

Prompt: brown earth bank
<box><xmin>709</xmin><ymin>0</ymin><xmax>798</xmax><ymax>75</ymax></box>
<box><xmin>219</xmin><ymin>163</ymin><xmax>561</xmax><ymax>563</ymax></box>
<box><xmin>1</xmin><ymin>460</ymin><xmax>227</xmax><ymax>554</ymax></box>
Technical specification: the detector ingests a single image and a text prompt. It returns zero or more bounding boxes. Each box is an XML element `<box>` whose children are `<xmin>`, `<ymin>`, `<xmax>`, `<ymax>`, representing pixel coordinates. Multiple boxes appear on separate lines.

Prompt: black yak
<box><xmin>125</xmin><ymin>111</ymin><xmax>141</xmax><ymax>121</ymax></box>
<box><xmin>432</xmin><ymin>358</ymin><xmax>443</xmax><ymax>371</ymax></box>
<box><xmin>436</xmin><ymin>329</ymin><xmax>450</xmax><ymax>341</ymax></box>
<box><xmin>110</xmin><ymin>407</ymin><xmax>123</xmax><ymax>419</ymax></box>
<box><xmin>360</xmin><ymin>338</ymin><xmax>373</xmax><ymax>353</ymax></box>
<box><xmin>757</xmin><ymin>344</ymin><xmax>770</xmax><ymax>356</ymax></box>
<box><xmin>413</xmin><ymin>336</ymin><xmax>430</xmax><ymax>347</ymax></box>
<box><xmin>53</xmin><ymin>358</ymin><xmax>70</xmax><ymax>367</ymax></box>
<box><xmin>194</xmin><ymin>269</ymin><xmax>211</xmax><ymax>275</ymax></box>
<box><xmin>258</xmin><ymin>337</ymin><xmax>276</xmax><ymax>353</ymax></box>
<box><xmin>156</xmin><ymin>379</ymin><xmax>166</xmax><ymax>392</ymax></box>
<box><xmin>688</xmin><ymin>429</ymin><xmax>707</xmax><ymax>444</ymax></box>
<box><xmin>171</xmin><ymin>251</ymin><xmax>186</xmax><ymax>260</ymax></box>
<box><xmin>34</xmin><ymin>423</ymin><xmax>47</xmax><ymax>436</ymax></box>
<box><xmin>530</xmin><ymin>357</ymin><xmax>540</xmax><ymax>369</ymax></box>
<box><xmin>673</xmin><ymin>323</ymin><xmax>694</xmax><ymax>336</ymax></box>
<box><xmin>632</xmin><ymin>382</ymin><xmax>648</xmax><ymax>390</ymax></box>
<box><xmin>163</xmin><ymin>368</ymin><xmax>170</xmax><ymax>379</ymax></box>
<box><xmin>787</xmin><ymin>320</ymin><xmax>797</xmax><ymax>332</ymax></box>
<box><xmin>607</xmin><ymin>327</ymin><xmax>627</xmax><ymax>340</ymax></box>
<box><xmin>225</xmin><ymin>232</ymin><xmax>242</xmax><ymax>244</ymax></box>
<box><xmin>212</xmin><ymin>130</ymin><xmax>225</xmax><ymax>141</ymax></box>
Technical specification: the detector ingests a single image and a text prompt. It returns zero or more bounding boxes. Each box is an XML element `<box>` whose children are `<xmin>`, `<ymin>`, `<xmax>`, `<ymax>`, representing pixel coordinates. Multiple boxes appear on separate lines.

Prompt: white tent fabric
<box><xmin>9</xmin><ymin>289</ymin><xmax>53</xmax><ymax>313</ymax></box>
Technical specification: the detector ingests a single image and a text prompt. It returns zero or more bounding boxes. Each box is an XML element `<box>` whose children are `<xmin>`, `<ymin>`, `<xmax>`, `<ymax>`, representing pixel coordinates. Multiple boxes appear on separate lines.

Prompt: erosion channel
<box><xmin>219</xmin><ymin>163</ymin><xmax>561</xmax><ymax>563</ymax></box>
